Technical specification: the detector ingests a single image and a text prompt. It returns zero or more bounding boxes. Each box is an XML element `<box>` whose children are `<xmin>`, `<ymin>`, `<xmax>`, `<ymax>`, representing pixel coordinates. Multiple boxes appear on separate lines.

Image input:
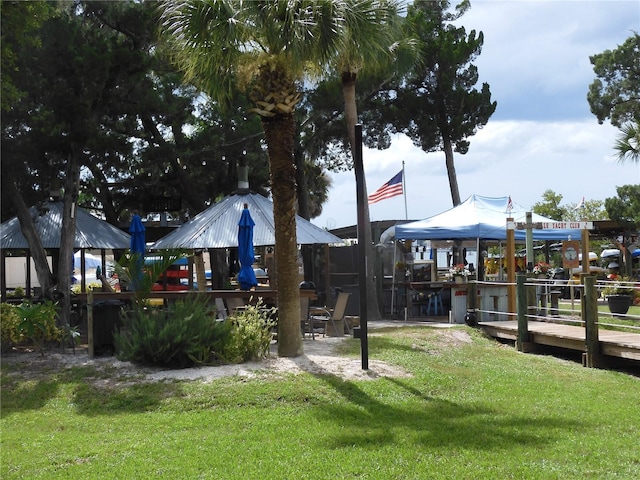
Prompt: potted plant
<box><xmin>449</xmin><ymin>264</ymin><xmax>470</xmax><ymax>283</ymax></box>
<box><xmin>532</xmin><ymin>262</ymin><xmax>550</xmax><ymax>278</ymax></box>
<box><xmin>602</xmin><ymin>277</ymin><xmax>635</xmax><ymax>317</ymax></box>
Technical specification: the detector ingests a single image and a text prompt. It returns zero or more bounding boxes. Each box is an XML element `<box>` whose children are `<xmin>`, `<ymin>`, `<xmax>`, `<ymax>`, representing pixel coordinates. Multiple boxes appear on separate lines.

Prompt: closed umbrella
<box><xmin>129</xmin><ymin>214</ymin><xmax>146</xmax><ymax>289</ymax></box>
<box><xmin>237</xmin><ymin>204</ymin><xmax>258</xmax><ymax>291</ymax></box>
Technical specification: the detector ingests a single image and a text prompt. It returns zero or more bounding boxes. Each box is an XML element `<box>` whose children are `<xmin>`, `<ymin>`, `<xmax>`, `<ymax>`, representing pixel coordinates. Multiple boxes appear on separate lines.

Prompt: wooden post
<box><xmin>506</xmin><ymin>218</ymin><xmax>516</xmax><ymax>315</ymax></box>
<box><xmin>87</xmin><ymin>289</ymin><xmax>94</xmax><ymax>359</ymax></box>
<box><xmin>525</xmin><ymin>212</ymin><xmax>534</xmax><ymax>272</ymax></box>
<box><xmin>581</xmin><ymin>229</ymin><xmax>590</xmax><ymax>275</ymax></box>
<box><xmin>583</xmin><ymin>274</ymin><xmax>600</xmax><ymax>368</ymax></box>
<box><xmin>516</xmin><ymin>273</ymin><xmax>530</xmax><ymax>351</ymax></box>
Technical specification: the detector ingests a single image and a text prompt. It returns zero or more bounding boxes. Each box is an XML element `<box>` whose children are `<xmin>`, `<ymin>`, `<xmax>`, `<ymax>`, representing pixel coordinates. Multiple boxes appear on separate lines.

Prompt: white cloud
<box><xmin>312</xmin><ymin>120</ymin><xmax>635</xmax><ymax>230</ymax></box>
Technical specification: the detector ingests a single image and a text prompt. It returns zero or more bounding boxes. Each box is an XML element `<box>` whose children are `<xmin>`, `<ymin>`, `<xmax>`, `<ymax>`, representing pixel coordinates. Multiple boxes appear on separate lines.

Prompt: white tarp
<box><xmin>395</xmin><ymin>195</ymin><xmax>583</xmax><ymax>241</ymax></box>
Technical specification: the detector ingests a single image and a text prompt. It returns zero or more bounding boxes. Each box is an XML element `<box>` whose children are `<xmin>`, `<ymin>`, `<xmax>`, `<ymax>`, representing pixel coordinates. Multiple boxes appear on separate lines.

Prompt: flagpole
<box><xmin>402</xmin><ymin>161</ymin><xmax>408</xmax><ymax>220</ymax></box>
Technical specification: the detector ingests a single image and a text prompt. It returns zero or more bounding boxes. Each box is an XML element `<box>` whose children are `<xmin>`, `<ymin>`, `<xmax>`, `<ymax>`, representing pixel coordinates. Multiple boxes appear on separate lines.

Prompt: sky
<box><xmin>310</xmin><ymin>0</ymin><xmax>640</xmax><ymax>233</ymax></box>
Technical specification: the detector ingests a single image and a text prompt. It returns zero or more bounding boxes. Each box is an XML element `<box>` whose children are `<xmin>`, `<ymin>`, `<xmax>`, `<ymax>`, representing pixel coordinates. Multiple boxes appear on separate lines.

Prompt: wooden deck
<box><xmin>479</xmin><ymin>320</ymin><xmax>640</xmax><ymax>362</ymax></box>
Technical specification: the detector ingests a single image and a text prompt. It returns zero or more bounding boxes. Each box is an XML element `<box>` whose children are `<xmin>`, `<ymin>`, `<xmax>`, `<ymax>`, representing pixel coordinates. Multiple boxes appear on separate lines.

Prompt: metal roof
<box><xmin>0</xmin><ymin>202</ymin><xmax>130</xmax><ymax>249</ymax></box>
<box><xmin>152</xmin><ymin>190</ymin><xmax>343</xmax><ymax>249</ymax></box>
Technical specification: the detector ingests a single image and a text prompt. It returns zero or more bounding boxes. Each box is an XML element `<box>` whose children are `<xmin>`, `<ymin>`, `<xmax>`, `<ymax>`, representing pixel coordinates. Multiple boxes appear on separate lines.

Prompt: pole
<box><xmin>391</xmin><ymin>239</ymin><xmax>397</xmax><ymax>317</ymax></box>
<box><xmin>583</xmin><ymin>274</ymin><xmax>600</xmax><ymax>368</ymax></box>
<box><xmin>506</xmin><ymin>218</ymin><xmax>516</xmax><ymax>315</ymax></box>
<box><xmin>402</xmin><ymin>161</ymin><xmax>408</xmax><ymax>220</ymax></box>
<box><xmin>354</xmin><ymin>124</ymin><xmax>369</xmax><ymax>370</ymax></box>
<box><xmin>516</xmin><ymin>273</ymin><xmax>529</xmax><ymax>352</ymax></box>
<box><xmin>525</xmin><ymin>212</ymin><xmax>534</xmax><ymax>272</ymax></box>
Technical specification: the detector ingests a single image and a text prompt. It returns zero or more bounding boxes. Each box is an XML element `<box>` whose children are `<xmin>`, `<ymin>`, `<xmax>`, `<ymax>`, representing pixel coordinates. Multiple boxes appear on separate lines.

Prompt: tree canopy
<box><xmin>588</xmin><ymin>33</ymin><xmax>640</xmax><ymax>164</ymax></box>
<box><xmin>388</xmin><ymin>0</ymin><xmax>496</xmax><ymax>206</ymax></box>
<box><xmin>605</xmin><ymin>185</ymin><xmax>640</xmax><ymax>227</ymax></box>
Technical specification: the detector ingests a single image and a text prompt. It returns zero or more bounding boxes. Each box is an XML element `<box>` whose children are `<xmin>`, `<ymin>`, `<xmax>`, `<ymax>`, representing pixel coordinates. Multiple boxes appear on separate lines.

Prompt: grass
<box><xmin>2</xmin><ymin>326</ymin><xmax>639</xmax><ymax>479</ymax></box>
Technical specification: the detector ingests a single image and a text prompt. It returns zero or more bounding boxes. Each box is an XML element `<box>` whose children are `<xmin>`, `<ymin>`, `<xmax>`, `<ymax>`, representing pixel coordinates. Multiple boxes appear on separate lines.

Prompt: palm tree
<box><xmin>615</xmin><ymin>122</ymin><xmax>640</xmax><ymax>164</ymax></box>
<box><xmin>158</xmin><ymin>1</ymin><xmax>346</xmax><ymax>357</ymax></box>
<box><xmin>334</xmin><ymin>0</ymin><xmax>417</xmax><ymax>321</ymax></box>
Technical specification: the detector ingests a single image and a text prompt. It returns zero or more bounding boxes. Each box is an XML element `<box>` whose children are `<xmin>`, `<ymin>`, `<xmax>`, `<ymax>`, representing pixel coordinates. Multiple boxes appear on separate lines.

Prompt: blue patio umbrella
<box><xmin>129</xmin><ymin>214</ymin><xmax>146</xmax><ymax>289</ymax></box>
<box><xmin>237</xmin><ymin>204</ymin><xmax>258</xmax><ymax>291</ymax></box>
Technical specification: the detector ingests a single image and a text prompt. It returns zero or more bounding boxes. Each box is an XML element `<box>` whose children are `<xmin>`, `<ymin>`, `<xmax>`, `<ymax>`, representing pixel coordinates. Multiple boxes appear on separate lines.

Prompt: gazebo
<box><xmin>152</xmin><ymin>187</ymin><xmax>343</xmax><ymax>293</ymax></box>
<box><xmin>0</xmin><ymin>201</ymin><xmax>130</xmax><ymax>297</ymax></box>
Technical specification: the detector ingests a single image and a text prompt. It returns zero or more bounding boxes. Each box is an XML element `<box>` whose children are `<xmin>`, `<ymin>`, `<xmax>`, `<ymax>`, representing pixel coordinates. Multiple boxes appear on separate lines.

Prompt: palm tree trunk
<box><xmin>262</xmin><ymin>115</ymin><xmax>303</xmax><ymax>357</ymax></box>
<box><xmin>342</xmin><ymin>73</ymin><xmax>382</xmax><ymax>321</ymax></box>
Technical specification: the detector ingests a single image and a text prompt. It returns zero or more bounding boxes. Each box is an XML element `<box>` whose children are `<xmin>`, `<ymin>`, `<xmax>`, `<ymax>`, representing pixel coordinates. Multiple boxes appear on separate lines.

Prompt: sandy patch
<box><xmin>2</xmin><ymin>323</ymin><xmax>471</xmax><ymax>383</ymax></box>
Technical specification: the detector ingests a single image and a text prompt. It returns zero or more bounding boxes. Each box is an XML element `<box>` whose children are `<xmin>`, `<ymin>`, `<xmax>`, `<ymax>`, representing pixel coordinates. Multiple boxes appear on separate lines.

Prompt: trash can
<box><xmin>299</xmin><ymin>281</ymin><xmax>316</xmax><ymax>291</ymax></box>
<box><xmin>93</xmin><ymin>300</ymin><xmax>124</xmax><ymax>355</ymax></box>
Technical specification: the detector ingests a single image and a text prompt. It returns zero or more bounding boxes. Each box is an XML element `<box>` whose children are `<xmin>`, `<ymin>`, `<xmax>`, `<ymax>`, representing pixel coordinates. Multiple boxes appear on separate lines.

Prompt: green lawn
<box><xmin>2</xmin><ymin>327</ymin><xmax>639</xmax><ymax>479</ymax></box>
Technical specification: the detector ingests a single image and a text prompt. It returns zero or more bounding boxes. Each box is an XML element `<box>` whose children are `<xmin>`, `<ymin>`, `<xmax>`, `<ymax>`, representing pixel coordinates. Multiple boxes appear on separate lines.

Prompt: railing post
<box><xmin>516</xmin><ymin>273</ymin><xmax>530</xmax><ymax>351</ymax></box>
<box><xmin>87</xmin><ymin>289</ymin><xmax>94</xmax><ymax>359</ymax></box>
<box><xmin>583</xmin><ymin>275</ymin><xmax>600</xmax><ymax>368</ymax></box>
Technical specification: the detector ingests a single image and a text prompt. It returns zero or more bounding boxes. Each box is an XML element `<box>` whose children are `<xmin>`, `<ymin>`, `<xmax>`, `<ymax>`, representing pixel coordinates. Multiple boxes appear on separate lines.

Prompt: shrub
<box><xmin>114</xmin><ymin>294</ymin><xmax>231</xmax><ymax>368</ymax></box>
<box><xmin>1</xmin><ymin>303</ymin><xmax>20</xmax><ymax>352</ymax></box>
<box><xmin>220</xmin><ymin>302</ymin><xmax>276</xmax><ymax>364</ymax></box>
<box><xmin>602</xmin><ymin>276</ymin><xmax>636</xmax><ymax>297</ymax></box>
<box><xmin>7</xmin><ymin>286</ymin><xmax>25</xmax><ymax>298</ymax></box>
<box><xmin>6</xmin><ymin>301</ymin><xmax>61</xmax><ymax>355</ymax></box>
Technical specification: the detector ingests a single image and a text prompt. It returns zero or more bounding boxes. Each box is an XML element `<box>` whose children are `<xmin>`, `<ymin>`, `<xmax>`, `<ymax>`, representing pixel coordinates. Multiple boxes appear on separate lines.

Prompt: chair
<box><xmin>225</xmin><ymin>297</ymin><xmax>246</xmax><ymax>316</ymax></box>
<box><xmin>425</xmin><ymin>289</ymin><xmax>444</xmax><ymax>316</ymax></box>
<box><xmin>299</xmin><ymin>295</ymin><xmax>313</xmax><ymax>339</ymax></box>
<box><xmin>310</xmin><ymin>292</ymin><xmax>351</xmax><ymax>337</ymax></box>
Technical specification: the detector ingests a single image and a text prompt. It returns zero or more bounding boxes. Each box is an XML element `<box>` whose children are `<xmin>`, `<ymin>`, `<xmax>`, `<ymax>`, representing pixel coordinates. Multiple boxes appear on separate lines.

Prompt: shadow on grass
<box><xmin>312</xmin><ymin>372</ymin><xmax>585</xmax><ymax>452</ymax></box>
<box><xmin>298</xmin><ymin>333</ymin><xmax>587</xmax><ymax>452</ymax></box>
<box><xmin>1</xmin><ymin>363</ymin><xmax>182</xmax><ymax>417</ymax></box>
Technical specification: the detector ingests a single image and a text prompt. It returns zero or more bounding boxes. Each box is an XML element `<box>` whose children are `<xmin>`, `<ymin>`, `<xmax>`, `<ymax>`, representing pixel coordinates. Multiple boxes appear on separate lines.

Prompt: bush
<box><xmin>2</xmin><ymin>301</ymin><xmax>61</xmax><ymax>355</ymax></box>
<box><xmin>1</xmin><ymin>303</ymin><xmax>20</xmax><ymax>352</ymax></box>
<box><xmin>220</xmin><ymin>302</ymin><xmax>276</xmax><ymax>364</ymax></box>
<box><xmin>114</xmin><ymin>294</ymin><xmax>232</xmax><ymax>368</ymax></box>
<box><xmin>602</xmin><ymin>276</ymin><xmax>636</xmax><ymax>297</ymax></box>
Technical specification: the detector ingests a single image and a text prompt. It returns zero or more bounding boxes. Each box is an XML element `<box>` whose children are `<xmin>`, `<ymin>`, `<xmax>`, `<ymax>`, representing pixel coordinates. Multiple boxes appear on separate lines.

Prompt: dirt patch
<box><xmin>1</xmin><ymin>324</ymin><xmax>471</xmax><ymax>384</ymax></box>
<box><xmin>1</xmin><ymin>335</ymin><xmax>409</xmax><ymax>384</ymax></box>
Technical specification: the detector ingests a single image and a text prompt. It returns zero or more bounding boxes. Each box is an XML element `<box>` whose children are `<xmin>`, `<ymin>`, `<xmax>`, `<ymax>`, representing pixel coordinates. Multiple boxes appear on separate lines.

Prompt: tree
<box><xmin>393</xmin><ymin>0</ymin><xmax>496</xmax><ymax>206</ymax></box>
<box><xmin>159</xmin><ymin>0</ymin><xmax>347</xmax><ymax>357</ymax></box>
<box><xmin>332</xmin><ymin>0</ymin><xmax>415</xmax><ymax>321</ymax></box>
<box><xmin>532</xmin><ymin>190</ymin><xmax>607</xmax><ymax>222</ymax></box>
<box><xmin>1</xmin><ymin>2</ymin><xmax>155</xmax><ymax>324</ymax></box>
<box><xmin>588</xmin><ymin>33</ymin><xmax>640</xmax><ymax>164</ymax></box>
<box><xmin>563</xmin><ymin>199</ymin><xmax>607</xmax><ymax>222</ymax></box>
<box><xmin>605</xmin><ymin>185</ymin><xmax>640</xmax><ymax>227</ymax></box>
<box><xmin>0</xmin><ymin>1</ymin><xmax>54</xmax><ymax>112</ymax></box>
<box><xmin>531</xmin><ymin>190</ymin><xmax>567</xmax><ymax>221</ymax></box>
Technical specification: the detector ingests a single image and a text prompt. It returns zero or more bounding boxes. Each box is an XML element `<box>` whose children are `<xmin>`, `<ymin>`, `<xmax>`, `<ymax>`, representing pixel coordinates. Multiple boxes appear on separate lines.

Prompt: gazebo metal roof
<box><xmin>152</xmin><ymin>190</ymin><xmax>343</xmax><ymax>249</ymax></box>
<box><xmin>0</xmin><ymin>202</ymin><xmax>130</xmax><ymax>249</ymax></box>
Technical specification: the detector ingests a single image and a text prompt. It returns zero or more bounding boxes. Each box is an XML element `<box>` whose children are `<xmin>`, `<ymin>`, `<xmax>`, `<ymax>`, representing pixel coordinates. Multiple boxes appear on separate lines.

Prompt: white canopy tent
<box><xmin>382</xmin><ymin>196</ymin><xmax>585</xmax><ymax>314</ymax></box>
<box><xmin>394</xmin><ymin>195</ymin><xmax>582</xmax><ymax>241</ymax></box>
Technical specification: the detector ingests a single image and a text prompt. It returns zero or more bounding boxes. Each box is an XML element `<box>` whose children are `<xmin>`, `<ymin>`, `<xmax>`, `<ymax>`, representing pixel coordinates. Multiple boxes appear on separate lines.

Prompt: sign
<box><xmin>143</xmin><ymin>196</ymin><xmax>182</xmax><ymax>212</ymax></box>
<box><xmin>562</xmin><ymin>241</ymin><xmax>580</xmax><ymax>269</ymax></box>
<box><xmin>515</xmin><ymin>221</ymin><xmax>593</xmax><ymax>230</ymax></box>
<box><xmin>516</xmin><ymin>222</ymin><xmax>542</xmax><ymax>229</ymax></box>
<box><xmin>540</xmin><ymin>221</ymin><xmax>593</xmax><ymax>230</ymax></box>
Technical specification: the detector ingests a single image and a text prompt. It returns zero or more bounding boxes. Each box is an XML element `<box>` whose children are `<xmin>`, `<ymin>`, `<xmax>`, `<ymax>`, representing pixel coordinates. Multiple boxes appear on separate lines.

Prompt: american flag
<box><xmin>368</xmin><ymin>171</ymin><xmax>403</xmax><ymax>205</ymax></box>
<box><xmin>506</xmin><ymin>196</ymin><xmax>513</xmax><ymax>213</ymax></box>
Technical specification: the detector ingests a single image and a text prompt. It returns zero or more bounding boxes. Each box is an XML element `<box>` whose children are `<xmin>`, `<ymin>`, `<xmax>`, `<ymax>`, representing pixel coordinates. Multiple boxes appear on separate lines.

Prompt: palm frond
<box><xmin>615</xmin><ymin>122</ymin><xmax>640</xmax><ymax>164</ymax></box>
